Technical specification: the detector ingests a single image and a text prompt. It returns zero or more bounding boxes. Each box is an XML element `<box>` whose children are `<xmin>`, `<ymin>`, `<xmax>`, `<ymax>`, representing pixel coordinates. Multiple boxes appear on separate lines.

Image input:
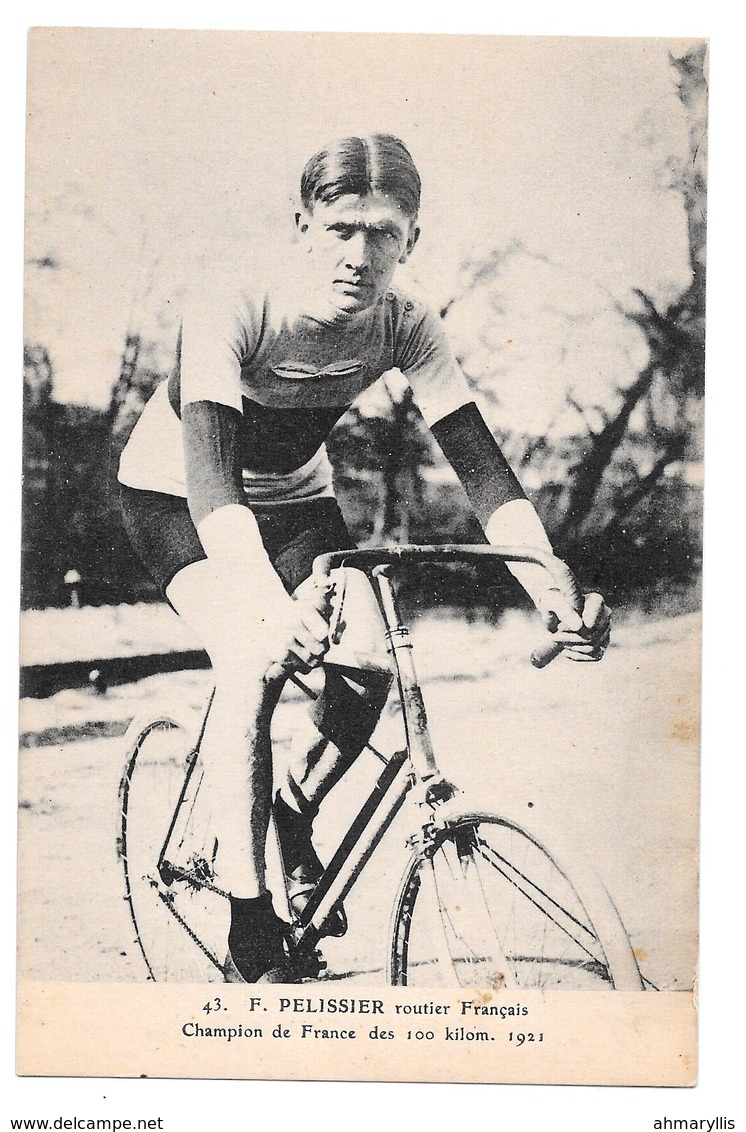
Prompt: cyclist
<box><xmin>118</xmin><ymin>134</ymin><xmax>611</xmax><ymax>982</ymax></box>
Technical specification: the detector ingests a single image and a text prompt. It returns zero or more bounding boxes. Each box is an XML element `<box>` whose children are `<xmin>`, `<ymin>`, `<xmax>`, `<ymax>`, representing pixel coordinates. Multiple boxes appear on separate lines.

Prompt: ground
<box><xmin>17</xmin><ymin>605</ymin><xmax>700</xmax><ymax>990</ymax></box>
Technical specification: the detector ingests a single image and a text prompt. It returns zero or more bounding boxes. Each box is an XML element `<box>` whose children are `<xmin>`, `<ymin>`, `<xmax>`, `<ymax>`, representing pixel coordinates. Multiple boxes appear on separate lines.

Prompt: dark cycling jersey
<box><xmin>118</xmin><ymin>267</ymin><xmax>525</xmax><ymax>530</ymax></box>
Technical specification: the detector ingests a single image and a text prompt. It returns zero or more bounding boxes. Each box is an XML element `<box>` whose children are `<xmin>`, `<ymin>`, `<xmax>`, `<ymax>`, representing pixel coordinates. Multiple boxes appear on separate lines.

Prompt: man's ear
<box><xmin>295</xmin><ymin>208</ymin><xmax>310</xmax><ymax>236</ymax></box>
<box><xmin>399</xmin><ymin>224</ymin><xmax>421</xmax><ymax>264</ymax></box>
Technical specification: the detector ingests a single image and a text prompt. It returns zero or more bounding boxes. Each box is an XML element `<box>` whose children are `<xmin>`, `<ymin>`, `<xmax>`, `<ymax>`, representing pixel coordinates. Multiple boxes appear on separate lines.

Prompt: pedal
<box><xmin>288</xmin><ymin>946</ymin><xmax>327</xmax><ymax>980</ymax></box>
<box><xmin>301</xmin><ymin>948</ymin><xmax>327</xmax><ymax>978</ymax></box>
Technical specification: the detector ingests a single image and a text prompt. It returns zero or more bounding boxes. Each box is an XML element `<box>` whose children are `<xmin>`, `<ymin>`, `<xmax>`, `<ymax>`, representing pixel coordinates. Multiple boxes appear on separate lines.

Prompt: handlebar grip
<box><xmin>530</xmin><ymin>637</ymin><xmax>565</xmax><ymax>669</ymax></box>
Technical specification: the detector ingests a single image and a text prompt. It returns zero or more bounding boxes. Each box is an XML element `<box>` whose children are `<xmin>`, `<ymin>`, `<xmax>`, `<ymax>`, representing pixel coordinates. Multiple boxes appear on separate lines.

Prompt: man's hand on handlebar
<box><xmin>262</xmin><ymin>581</ymin><xmax>333</xmax><ymax>677</ymax></box>
<box><xmin>507</xmin><ymin>553</ymin><xmax>611</xmax><ymax>664</ymax></box>
<box><xmin>307</xmin><ymin>544</ymin><xmax>611</xmax><ymax>668</ymax></box>
<box><xmin>537</xmin><ymin>590</ymin><xmax>611</xmax><ymax>663</ymax></box>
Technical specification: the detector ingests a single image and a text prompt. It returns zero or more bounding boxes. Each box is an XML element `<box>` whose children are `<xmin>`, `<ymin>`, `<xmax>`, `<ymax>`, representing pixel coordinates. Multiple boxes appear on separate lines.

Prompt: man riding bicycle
<box><xmin>119</xmin><ymin>134</ymin><xmax>610</xmax><ymax>982</ymax></box>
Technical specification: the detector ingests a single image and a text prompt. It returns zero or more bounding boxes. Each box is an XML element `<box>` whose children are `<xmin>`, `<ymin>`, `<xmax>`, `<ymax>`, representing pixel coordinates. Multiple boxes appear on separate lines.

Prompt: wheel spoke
<box><xmin>472</xmin><ymin>837</ymin><xmax>606</xmax><ymax>965</ymax></box>
<box><xmin>389</xmin><ymin>813</ymin><xmax>640</xmax><ymax>990</ymax></box>
<box><xmin>119</xmin><ymin>717</ymin><xmax>228</xmax><ymax>982</ymax></box>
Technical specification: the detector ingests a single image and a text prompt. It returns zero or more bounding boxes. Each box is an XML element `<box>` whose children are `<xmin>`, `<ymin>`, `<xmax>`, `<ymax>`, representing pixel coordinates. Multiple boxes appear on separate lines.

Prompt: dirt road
<box><xmin>17</xmin><ymin>608</ymin><xmax>699</xmax><ymax>990</ymax></box>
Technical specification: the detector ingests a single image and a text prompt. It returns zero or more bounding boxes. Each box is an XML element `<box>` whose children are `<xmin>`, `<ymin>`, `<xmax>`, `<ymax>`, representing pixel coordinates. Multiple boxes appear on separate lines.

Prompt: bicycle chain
<box><xmin>172</xmin><ymin>862</ymin><xmax>232</xmax><ymax>902</ymax></box>
<box><xmin>148</xmin><ymin>870</ymin><xmax>321</xmax><ymax>980</ymax></box>
<box><xmin>148</xmin><ymin>875</ymin><xmax>226</xmax><ymax>975</ymax></box>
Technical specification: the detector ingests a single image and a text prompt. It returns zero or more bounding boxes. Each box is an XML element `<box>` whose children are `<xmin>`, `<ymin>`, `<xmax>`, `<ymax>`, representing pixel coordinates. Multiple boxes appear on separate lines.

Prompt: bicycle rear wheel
<box><xmin>388</xmin><ymin>808</ymin><xmax>643</xmax><ymax>990</ymax></box>
<box><xmin>118</xmin><ymin>714</ymin><xmax>228</xmax><ymax>982</ymax></box>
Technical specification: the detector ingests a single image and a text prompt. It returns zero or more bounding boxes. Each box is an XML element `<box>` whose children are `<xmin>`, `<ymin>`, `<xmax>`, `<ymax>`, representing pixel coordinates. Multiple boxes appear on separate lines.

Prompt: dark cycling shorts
<box><xmin>120</xmin><ymin>485</ymin><xmax>354</xmax><ymax>598</ymax></box>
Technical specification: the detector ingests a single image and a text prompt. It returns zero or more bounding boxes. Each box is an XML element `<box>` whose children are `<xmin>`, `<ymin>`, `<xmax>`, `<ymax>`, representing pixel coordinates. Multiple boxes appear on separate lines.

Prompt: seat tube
<box><xmin>372</xmin><ymin>566</ymin><xmax>439</xmax><ymax>784</ymax></box>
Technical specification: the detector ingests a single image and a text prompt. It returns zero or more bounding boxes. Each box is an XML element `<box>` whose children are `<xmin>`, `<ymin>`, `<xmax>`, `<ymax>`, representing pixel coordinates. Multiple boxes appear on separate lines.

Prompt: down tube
<box><xmin>299</xmin><ymin>750</ymin><xmax>413</xmax><ymax>943</ymax></box>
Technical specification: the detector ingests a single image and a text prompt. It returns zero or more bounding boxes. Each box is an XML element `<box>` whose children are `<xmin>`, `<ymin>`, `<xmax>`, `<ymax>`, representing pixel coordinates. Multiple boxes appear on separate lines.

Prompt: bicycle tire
<box><xmin>388</xmin><ymin>807</ymin><xmax>643</xmax><ymax>990</ymax></box>
<box><xmin>118</xmin><ymin>714</ymin><xmax>228</xmax><ymax>982</ymax></box>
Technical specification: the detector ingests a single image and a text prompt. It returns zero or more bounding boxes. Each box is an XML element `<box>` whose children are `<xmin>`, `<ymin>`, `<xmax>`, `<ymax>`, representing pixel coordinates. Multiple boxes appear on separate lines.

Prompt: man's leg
<box><xmin>255</xmin><ymin>500</ymin><xmax>392</xmax><ymax>930</ymax></box>
<box><xmin>166</xmin><ymin>558</ymin><xmax>289</xmax><ymax>979</ymax></box>
<box><xmin>274</xmin><ymin>568</ymin><xmax>393</xmax><ymax>916</ymax></box>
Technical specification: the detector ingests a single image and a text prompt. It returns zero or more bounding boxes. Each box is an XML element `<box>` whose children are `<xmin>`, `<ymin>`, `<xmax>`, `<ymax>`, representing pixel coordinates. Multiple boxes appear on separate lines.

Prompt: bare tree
<box><xmin>554</xmin><ymin>44</ymin><xmax>706</xmax><ymax>549</ymax></box>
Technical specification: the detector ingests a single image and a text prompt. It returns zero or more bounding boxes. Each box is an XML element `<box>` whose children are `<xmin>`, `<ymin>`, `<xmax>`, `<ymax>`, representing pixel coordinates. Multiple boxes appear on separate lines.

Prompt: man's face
<box><xmin>297</xmin><ymin>192</ymin><xmax>420</xmax><ymax>316</ymax></box>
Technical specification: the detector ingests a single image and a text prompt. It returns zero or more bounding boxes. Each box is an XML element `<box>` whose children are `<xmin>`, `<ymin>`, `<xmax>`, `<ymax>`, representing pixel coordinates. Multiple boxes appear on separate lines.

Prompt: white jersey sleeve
<box><xmin>179</xmin><ymin>281</ymin><xmax>262</xmax><ymax>412</ymax></box>
<box><xmin>392</xmin><ymin>292</ymin><xmax>474</xmax><ymax>427</ymax></box>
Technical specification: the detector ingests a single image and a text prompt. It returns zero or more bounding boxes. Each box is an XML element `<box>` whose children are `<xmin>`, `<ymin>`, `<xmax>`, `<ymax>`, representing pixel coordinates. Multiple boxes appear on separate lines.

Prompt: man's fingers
<box><xmin>290</xmin><ymin>596</ymin><xmax>333</xmax><ymax>661</ymax></box>
<box><xmin>553</xmin><ymin>621</ymin><xmax>610</xmax><ymax>647</ymax></box>
<box><xmin>542</xmin><ymin>592</ymin><xmax>582</xmax><ymax>633</ymax></box>
<box><xmin>281</xmin><ymin>639</ymin><xmax>325</xmax><ymax>673</ymax></box>
<box><xmin>582</xmin><ymin>592</ymin><xmax>606</xmax><ymax>630</ymax></box>
<box><xmin>297</xmin><ymin>603</ymin><xmax>331</xmax><ymax>642</ymax></box>
<box><xmin>548</xmin><ymin>594</ymin><xmax>610</xmax><ymax>638</ymax></box>
<box><xmin>563</xmin><ymin>626</ymin><xmax>611</xmax><ymax>662</ymax></box>
<box><xmin>542</xmin><ymin>609</ymin><xmax>560</xmax><ymax>634</ymax></box>
<box><xmin>269</xmin><ymin>619</ymin><xmax>329</xmax><ymax>674</ymax></box>
<box><xmin>551</xmin><ymin>629</ymin><xmax>598</xmax><ymax>646</ymax></box>
<box><xmin>537</xmin><ymin>587</ymin><xmax>611</xmax><ymax>664</ymax></box>
<box><xmin>294</xmin><ymin>630</ymin><xmax>328</xmax><ymax>663</ymax></box>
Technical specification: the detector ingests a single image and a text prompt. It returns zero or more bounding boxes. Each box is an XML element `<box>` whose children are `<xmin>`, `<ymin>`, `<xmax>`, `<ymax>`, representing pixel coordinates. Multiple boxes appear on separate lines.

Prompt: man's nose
<box><xmin>343</xmin><ymin>231</ymin><xmax>369</xmax><ymax>272</ymax></box>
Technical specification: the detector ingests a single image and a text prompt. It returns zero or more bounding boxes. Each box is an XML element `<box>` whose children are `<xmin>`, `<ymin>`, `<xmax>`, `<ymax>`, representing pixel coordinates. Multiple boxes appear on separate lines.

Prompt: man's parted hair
<box><xmin>300</xmin><ymin>134</ymin><xmax>421</xmax><ymax>220</ymax></box>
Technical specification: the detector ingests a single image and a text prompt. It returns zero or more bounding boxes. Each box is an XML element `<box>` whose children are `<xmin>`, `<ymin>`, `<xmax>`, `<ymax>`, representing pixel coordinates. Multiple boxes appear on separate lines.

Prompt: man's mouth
<box><xmin>333</xmin><ymin>278</ymin><xmax>369</xmax><ymax>290</ymax></box>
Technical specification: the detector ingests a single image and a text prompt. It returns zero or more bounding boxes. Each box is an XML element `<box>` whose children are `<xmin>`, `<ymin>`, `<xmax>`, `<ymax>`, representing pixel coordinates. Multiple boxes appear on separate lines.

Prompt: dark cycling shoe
<box><xmin>274</xmin><ymin>794</ymin><xmax>348</xmax><ymax>939</ymax></box>
<box><xmin>224</xmin><ymin>891</ymin><xmax>294</xmax><ymax>983</ymax></box>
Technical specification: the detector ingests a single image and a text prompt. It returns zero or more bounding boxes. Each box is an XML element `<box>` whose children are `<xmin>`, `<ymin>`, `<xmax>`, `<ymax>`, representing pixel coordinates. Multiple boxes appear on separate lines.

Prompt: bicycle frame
<box><xmin>122</xmin><ymin>543</ymin><xmax>646</xmax><ymax>989</ymax></box>
<box><xmin>291</xmin><ymin>544</ymin><xmax>570</xmax><ymax>951</ymax></box>
<box><xmin>157</xmin><ymin>545</ymin><xmax>571</xmax><ymax>959</ymax></box>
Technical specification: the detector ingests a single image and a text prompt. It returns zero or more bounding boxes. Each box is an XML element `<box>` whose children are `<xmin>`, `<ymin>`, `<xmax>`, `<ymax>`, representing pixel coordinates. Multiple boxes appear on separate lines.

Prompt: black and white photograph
<box><xmin>16</xmin><ymin>28</ymin><xmax>704</xmax><ymax>1086</ymax></box>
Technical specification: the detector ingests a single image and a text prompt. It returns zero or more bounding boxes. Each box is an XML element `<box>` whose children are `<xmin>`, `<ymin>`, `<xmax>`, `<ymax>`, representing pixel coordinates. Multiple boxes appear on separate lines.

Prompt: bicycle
<box><xmin>117</xmin><ymin>545</ymin><xmax>645</xmax><ymax>990</ymax></box>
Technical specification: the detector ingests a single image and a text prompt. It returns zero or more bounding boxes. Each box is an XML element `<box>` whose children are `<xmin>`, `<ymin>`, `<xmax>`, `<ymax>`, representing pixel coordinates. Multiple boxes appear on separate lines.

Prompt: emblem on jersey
<box><xmin>271</xmin><ymin>360</ymin><xmax>367</xmax><ymax>382</ymax></box>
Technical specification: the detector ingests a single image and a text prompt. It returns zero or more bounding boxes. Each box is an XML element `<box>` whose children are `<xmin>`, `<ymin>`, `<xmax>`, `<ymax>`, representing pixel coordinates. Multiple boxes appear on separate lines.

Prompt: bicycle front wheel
<box><xmin>388</xmin><ymin>808</ymin><xmax>643</xmax><ymax>990</ymax></box>
<box><xmin>118</xmin><ymin>714</ymin><xmax>228</xmax><ymax>982</ymax></box>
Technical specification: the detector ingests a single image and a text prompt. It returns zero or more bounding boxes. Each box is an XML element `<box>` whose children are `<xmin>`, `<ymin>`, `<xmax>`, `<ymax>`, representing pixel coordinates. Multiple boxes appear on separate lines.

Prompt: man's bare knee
<box><xmin>167</xmin><ymin>559</ymin><xmax>275</xmax><ymax>687</ymax></box>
